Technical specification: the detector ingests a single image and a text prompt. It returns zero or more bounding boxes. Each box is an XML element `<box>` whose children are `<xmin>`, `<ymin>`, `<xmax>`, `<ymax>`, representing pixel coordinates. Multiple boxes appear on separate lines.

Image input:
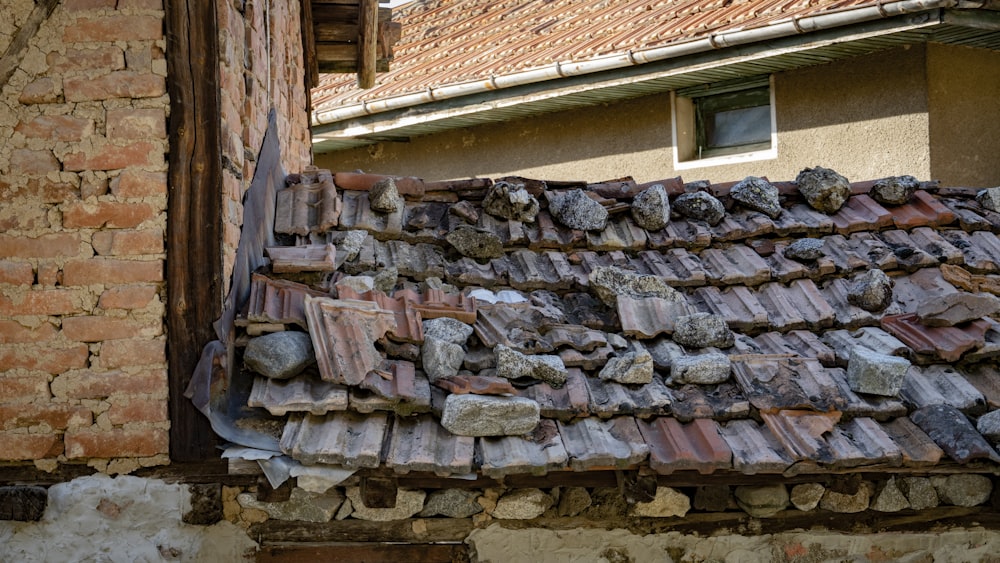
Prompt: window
<box><xmin>672</xmin><ymin>76</ymin><xmax>776</xmax><ymax>169</ymax></box>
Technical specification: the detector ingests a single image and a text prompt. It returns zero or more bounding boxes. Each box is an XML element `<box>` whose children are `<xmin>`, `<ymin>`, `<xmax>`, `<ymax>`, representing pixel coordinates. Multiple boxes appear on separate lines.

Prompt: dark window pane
<box><xmin>705</xmin><ymin>104</ymin><xmax>771</xmax><ymax>148</ymax></box>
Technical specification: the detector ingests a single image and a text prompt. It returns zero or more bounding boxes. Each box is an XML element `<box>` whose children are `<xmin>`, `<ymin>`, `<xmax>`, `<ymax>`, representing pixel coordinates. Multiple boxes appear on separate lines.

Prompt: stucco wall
<box><xmin>928</xmin><ymin>43</ymin><xmax>1000</xmax><ymax>188</ymax></box>
<box><xmin>0</xmin><ymin>0</ymin><xmax>171</xmax><ymax>473</ymax></box>
<box><xmin>316</xmin><ymin>46</ymin><xmax>933</xmax><ymax>184</ymax></box>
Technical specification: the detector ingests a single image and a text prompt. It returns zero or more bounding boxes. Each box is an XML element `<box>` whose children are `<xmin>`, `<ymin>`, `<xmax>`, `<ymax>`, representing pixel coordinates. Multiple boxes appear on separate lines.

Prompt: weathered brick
<box><xmin>92</xmin><ymin>228</ymin><xmax>163</xmax><ymax>255</ymax></box>
<box><xmin>62</xmin><ymin>201</ymin><xmax>156</xmax><ymax>228</ymax></box>
<box><xmin>62</xmin><ymin>316</ymin><xmax>161</xmax><ymax>342</ymax></box>
<box><xmin>80</xmin><ymin>173</ymin><xmax>109</xmax><ymax>199</ymax></box>
<box><xmin>110</xmin><ymin>169</ymin><xmax>167</xmax><ymax>197</ymax></box>
<box><xmin>36</xmin><ymin>263</ymin><xmax>61</xmax><ymax>286</ymax></box>
<box><xmin>63</xmin><ymin>258</ymin><xmax>163</xmax><ymax>285</ymax></box>
<box><xmin>15</xmin><ymin>115</ymin><xmax>94</xmax><ymax>142</ymax></box>
<box><xmin>0</xmin><ymin>344</ymin><xmax>89</xmax><ymax>374</ymax></box>
<box><xmin>97</xmin><ymin>337</ymin><xmax>165</xmax><ymax>369</ymax></box>
<box><xmin>63</xmin><ymin>141</ymin><xmax>160</xmax><ymax>171</ymax></box>
<box><xmin>19</xmin><ymin>77</ymin><xmax>61</xmax><ymax>104</ymax></box>
<box><xmin>64</xmin><ymin>72</ymin><xmax>164</xmax><ymax>102</ymax></box>
<box><xmin>119</xmin><ymin>0</ymin><xmax>163</xmax><ymax>9</ymax></box>
<box><xmin>0</xmin><ymin>321</ymin><xmax>57</xmax><ymax>344</ymax></box>
<box><xmin>97</xmin><ymin>284</ymin><xmax>158</xmax><ymax>310</ymax></box>
<box><xmin>106</xmin><ymin>397</ymin><xmax>167</xmax><ymax>425</ymax></box>
<box><xmin>0</xmin><ymin>262</ymin><xmax>34</xmax><ymax>285</ymax></box>
<box><xmin>0</xmin><ymin>234</ymin><xmax>80</xmax><ymax>259</ymax></box>
<box><xmin>10</xmin><ymin>149</ymin><xmax>59</xmax><ymax>175</ymax></box>
<box><xmin>63</xmin><ymin>16</ymin><xmax>163</xmax><ymax>42</ymax></box>
<box><xmin>106</xmin><ymin>108</ymin><xmax>165</xmax><ymax>139</ymax></box>
<box><xmin>0</xmin><ymin>290</ymin><xmax>79</xmax><ymax>316</ymax></box>
<box><xmin>23</xmin><ymin>177</ymin><xmax>81</xmax><ymax>203</ymax></box>
<box><xmin>47</xmin><ymin>46</ymin><xmax>124</xmax><ymax>73</ymax></box>
<box><xmin>51</xmin><ymin>369</ymin><xmax>167</xmax><ymax>399</ymax></box>
<box><xmin>0</xmin><ymin>374</ymin><xmax>50</xmax><ymax>402</ymax></box>
<box><xmin>0</xmin><ymin>433</ymin><xmax>62</xmax><ymax>461</ymax></box>
<box><xmin>65</xmin><ymin>427</ymin><xmax>168</xmax><ymax>458</ymax></box>
<box><xmin>0</xmin><ymin>404</ymin><xmax>92</xmax><ymax>431</ymax></box>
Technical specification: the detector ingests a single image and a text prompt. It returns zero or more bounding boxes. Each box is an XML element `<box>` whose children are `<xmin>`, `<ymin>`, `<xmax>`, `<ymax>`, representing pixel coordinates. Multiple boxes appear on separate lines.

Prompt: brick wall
<box><xmin>0</xmin><ymin>0</ymin><xmax>169</xmax><ymax>473</ymax></box>
<box><xmin>217</xmin><ymin>0</ymin><xmax>312</xmax><ymax>284</ymax></box>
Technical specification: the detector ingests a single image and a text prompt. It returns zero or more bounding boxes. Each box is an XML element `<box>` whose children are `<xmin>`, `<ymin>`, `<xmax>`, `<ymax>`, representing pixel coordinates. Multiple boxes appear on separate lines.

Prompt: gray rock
<box><xmin>784</xmin><ymin>238</ymin><xmax>826</xmax><ymax>262</ymax></box>
<box><xmin>977</xmin><ymin>409</ymin><xmax>1000</xmax><ymax>444</ymax></box>
<box><xmin>334</xmin><ymin>497</ymin><xmax>353</xmax><ymax>520</ymax></box>
<box><xmin>557</xmin><ymin>487</ymin><xmax>592</xmax><ymax>517</ymax></box>
<box><xmin>446</xmin><ymin>225</ymin><xmax>505</xmax><ymax>260</ymax></box>
<box><xmin>670</xmin><ymin>350</ymin><xmax>731</xmax><ymax>384</ymax></box>
<box><xmin>422</xmin><ymin>338</ymin><xmax>466</xmax><ymax>381</ymax></box>
<box><xmin>495</xmin><ymin>344</ymin><xmax>567</xmax><ymax>387</ymax></box>
<box><xmin>632</xmin><ymin>487</ymin><xmax>690</xmax><ymax>517</ymax></box>
<box><xmin>734</xmin><ymin>484</ymin><xmax>788</xmax><ymax>518</ymax></box>
<box><xmin>483</xmin><ymin>181</ymin><xmax>539</xmax><ymax>223</ymax></box>
<box><xmin>492</xmin><ymin>488</ymin><xmax>553</xmax><ymax>519</ymax></box>
<box><xmin>796</xmin><ymin>166</ymin><xmax>851</xmax><ymax>214</ymax></box>
<box><xmin>450</xmin><ymin>200</ymin><xmax>479</xmax><ymax>224</ymax></box>
<box><xmin>419</xmin><ymin>489</ymin><xmax>483</xmax><ymax>518</ymax></box>
<box><xmin>630</xmin><ymin>184</ymin><xmax>671</xmax><ymax>231</ymax></box>
<box><xmin>977</xmin><ymin>186</ymin><xmax>1000</xmax><ymax>212</ymax></box>
<box><xmin>547</xmin><ymin>189</ymin><xmax>608</xmax><ymax>231</ymax></box>
<box><xmin>847</xmin><ymin>268</ymin><xmax>894</xmax><ymax>312</ymax></box>
<box><xmin>237</xmin><ymin>487</ymin><xmax>343</xmax><ymax>522</ymax></box>
<box><xmin>463</xmin><ymin>347</ymin><xmax>497</xmax><ymax>371</ymax></box>
<box><xmin>369</xmin><ymin>178</ymin><xmax>400</xmax><ymax>213</ymax></box>
<box><xmin>931</xmin><ymin>474</ymin><xmax>993</xmax><ymax>507</ymax></box>
<box><xmin>846</xmin><ymin>346</ymin><xmax>910</xmax><ymax>397</ymax></box>
<box><xmin>819</xmin><ymin>482</ymin><xmax>872</xmax><ymax>513</ymax></box>
<box><xmin>423</xmin><ymin>276</ymin><xmax>457</xmax><ymax>293</ymax></box>
<box><xmin>790</xmin><ymin>483</ymin><xmax>825</xmax><ymax>511</ymax></box>
<box><xmin>244</xmin><ymin>331</ymin><xmax>316</xmax><ymax>379</ymax></box>
<box><xmin>916</xmin><ymin>292</ymin><xmax>1000</xmax><ymax>327</ymax></box>
<box><xmin>871</xmin><ymin>175</ymin><xmax>919</xmax><ymax>206</ymax></box>
<box><xmin>599</xmin><ymin>346</ymin><xmax>654</xmax><ymax>384</ymax></box>
<box><xmin>871</xmin><ymin>478</ymin><xmax>910</xmax><ymax>512</ymax></box>
<box><xmin>588</xmin><ymin>265</ymin><xmax>682</xmax><ymax>307</ymax></box>
<box><xmin>730</xmin><ymin>176</ymin><xmax>782</xmax><ymax>219</ymax></box>
<box><xmin>673</xmin><ymin>191</ymin><xmax>726</xmax><ymax>226</ymax></box>
<box><xmin>441</xmin><ymin>394</ymin><xmax>540</xmax><ymax>436</ymax></box>
<box><xmin>606</xmin><ymin>332</ymin><xmax>629</xmax><ymax>350</ymax></box>
<box><xmin>345</xmin><ymin>487</ymin><xmax>425</xmax><ymax>521</ymax></box>
<box><xmin>900</xmin><ymin>477</ymin><xmax>939</xmax><ymax>510</ymax></box>
<box><xmin>338</xmin><ymin>230</ymin><xmax>368</xmax><ymax>261</ymax></box>
<box><xmin>423</xmin><ymin>317</ymin><xmax>473</xmax><ymax>344</ymax></box>
<box><xmin>673</xmin><ymin>313</ymin><xmax>734</xmax><ymax>349</ymax></box>
<box><xmin>373</xmin><ymin>266</ymin><xmax>398</xmax><ymax>293</ymax></box>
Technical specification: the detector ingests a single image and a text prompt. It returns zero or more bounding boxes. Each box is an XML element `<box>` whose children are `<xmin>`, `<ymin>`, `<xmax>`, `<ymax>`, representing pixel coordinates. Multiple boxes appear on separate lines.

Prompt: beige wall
<box><xmin>928</xmin><ymin>43</ymin><xmax>1000</xmax><ymax>187</ymax></box>
<box><xmin>317</xmin><ymin>47</ymin><xmax>938</xmax><ymax>184</ymax></box>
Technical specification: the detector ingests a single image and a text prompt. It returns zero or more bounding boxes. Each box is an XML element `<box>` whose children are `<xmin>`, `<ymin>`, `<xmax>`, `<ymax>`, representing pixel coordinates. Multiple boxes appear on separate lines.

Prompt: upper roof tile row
<box><xmin>239</xmin><ymin>169</ymin><xmax>1000</xmax><ymax>480</ymax></box>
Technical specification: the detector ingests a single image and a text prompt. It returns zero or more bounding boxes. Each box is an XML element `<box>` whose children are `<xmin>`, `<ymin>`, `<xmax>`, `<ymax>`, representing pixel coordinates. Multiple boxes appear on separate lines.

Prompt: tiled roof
<box><xmin>311</xmin><ymin>0</ymin><xmax>885</xmax><ymax>111</ymax></box>
<box><xmin>227</xmin><ymin>168</ymin><xmax>1000</xmax><ymax>482</ymax></box>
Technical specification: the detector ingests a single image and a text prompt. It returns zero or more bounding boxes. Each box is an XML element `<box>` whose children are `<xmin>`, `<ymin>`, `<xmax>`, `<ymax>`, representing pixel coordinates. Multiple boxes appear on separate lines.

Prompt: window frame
<box><xmin>671</xmin><ymin>75</ymin><xmax>777</xmax><ymax>170</ymax></box>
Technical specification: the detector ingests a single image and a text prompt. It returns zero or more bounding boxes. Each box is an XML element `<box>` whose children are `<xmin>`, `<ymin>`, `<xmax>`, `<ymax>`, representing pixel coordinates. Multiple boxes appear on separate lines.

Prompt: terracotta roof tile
<box><xmin>385</xmin><ymin>414</ymin><xmax>475</xmax><ymax>476</ymax></box>
<box><xmin>700</xmin><ymin>245</ymin><xmax>771</xmax><ymax>286</ymax></box>
<box><xmin>963</xmin><ymin>363</ymin><xmax>1000</xmax><ymax>409</ymax></box>
<box><xmin>830</xmin><ymin>194</ymin><xmax>894</xmax><ymax>235</ymax></box>
<box><xmin>280</xmin><ymin>411</ymin><xmax>388</xmax><ymax>468</ymax></box>
<box><xmin>305</xmin><ymin>297</ymin><xmax>396</xmax><ymax>385</ymax></box>
<box><xmin>760</xmin><ymin>410</ymin><xmax>841</xmax><ymax>466</ymax></box>
<box><xmin>692</xmin><ymin>285</ymin><xmax>770</xmax><ymax>333</ymax></box>
<box><xmin>719</xmin><ymin>419</ymin><xmax>793</xmax><ymax>475</ymax></box>
<box><xmin>587</xmin><ymin>217</ymin><xmax>648</xmax><ymax>251</ymax></box>
<box><xmin>618</xmin><ymin>294</ymin><xmax>696</xmax><ymax>339</ymax></box>
<box><xmin>584</xmin><ymin>373</ymin><xmax>673</xmax><ymax>419</ymax></box>
<box><xmin>901</xmin><ymin>365</ymin><xmax>987</xmax><ymax>414</ymax></box>
<box><xmin>635</xmin><ymin>249</ymin><xmax>707</xmax><ymax>287</ymax></box>
<box><xmin>880</xmin><ymin>417</ymin><xmax>944</xmax><ymax>467</ymax></box>
<box><xmin>881</xmin><ymin>313</ymin><xmax>991</xmax><ymax>363</ymax></box>
<box><xmin>732</xmin><ymin>356</ymin><xmax>845</xmax><ymax>412</ymax></box>
<box><xmin>891</xmin><ymin>190</ymin><xmax>957</xmax><ymax>230</ymax></box>
<box><xmin>357</xmin><ymin>361</ymin><xmax>432</xmax><ymax>413</ymax></box>
<box><xmin>515</xmin><ymin>367</ymin><xmax>591</xmax><ymax>421</ymax></box>
<box><xmin>558</xmin><ymin>416</ymin><xmax>649</xmax><ymax>470</ymax></box>
<box><xmin>639</xmin><ymin>417</ymin><xmax>732</xmax><ymax>475</ymax></box>
<box><xmin>247</xmin><ymin>273</ymin><xmax>329</xmax><ymax>328</ymax></box>
<box><xmin>670</xmin><ymin>382</ymin><xmax>750</xmax><ymax>422</ymax></box>
<box><xmin>247</xmin><ymin>374</ymin><xmax>349</xmax><ymax>416</ymax></box>
<box><xmin>772</xmin><ymin>204</ymin><xmax>835</xmax><ymax>237</ymax></box>
<box><xmin>479</xmin><ymin>419</ymin><xmax>569</xmax><ymax>477</ymax></box>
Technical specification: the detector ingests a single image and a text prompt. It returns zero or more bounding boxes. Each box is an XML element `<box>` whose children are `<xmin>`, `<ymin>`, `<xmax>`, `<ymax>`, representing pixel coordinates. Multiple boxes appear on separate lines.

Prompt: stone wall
<box><xmin>0</xmin><ymin>0</ymin><xmax>170</xmax><ymax>473</ymax></box>
<box><xmin>217</xmin><ymin>0</ymin><xmax>312</xmax><ymax>284</ymax></box>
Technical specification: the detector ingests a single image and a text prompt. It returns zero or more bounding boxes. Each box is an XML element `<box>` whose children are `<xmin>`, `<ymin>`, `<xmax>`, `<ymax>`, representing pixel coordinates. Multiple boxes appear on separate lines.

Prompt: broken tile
<box><xmin>882</xmin><ymin>313</ymin><xmax>991</xmax><ymax>363</ymax></box>
<box><xmin>881</xmin><ymin>417</ymin><xmax>944</xmax><ymax>467</ymax></box>
<box><xmin>479</xmin><ymin>420</ymin><xmax>569</xmax><ymax>477</ymax></box>
<box><xmin>304</xmin><ymin>296</ymin><xmax>396</xmax><ymax>385</ymax></box>
<box><xmin>542</xmin><ymin>324</ymin><xmax>607</xmax><ymax>352</ymax></box>
<box><xmin>879</xmin><ymin>230</ymin><xmax>941</xmax><ymax>272</ymax></box>
<box><xmin>669</xmin><ymin>382</ymin><xmax>750</xmax><ymax>422</ymax></box>
<box><xmin>558</xmin><ymin>345</ymin><xmax>614</xmax><ymax>370</ymax></box>
<box><xmin>639</xmin><ymin>417</ymin><xmax>732</xmax><ymax>474</ymax></box>
<box><xmin>771</xmin><ymin>203</ymin><xmax>835</xmax><ymax>237</ymax></box>
<box><xmin>357</xmin><ymin>361</ymin><xmax>432</xmax><ymax>414</ymax></box>
<box><xmin>384</xmin><ymin>414</ymin><xmax>475</xmax><ymax>476</ymax></box>
<box><xmin>247</xmin><ymin>374</ymin><xmax>349</xmax><ymax>416</ymax></box>
<box><xmin>584</xmin><ymin>373</ymin><xmax>673</xmax><ymax>419</ymax></box>
<box><xmin>760</xmin><ymin>410</ymin><xmax>841</xmax><ymax>465</ymax></box>
<box><xmin>280</xmin><ymin>411</ymin><xmax>388</xmax><ymax>468</ymax></box>
<box><xmin>618</xmin><ymin>294</ymin><xmax>696</xmax><ymax>339</ymax></box>
<box><xmin>515</xmin><ymin>368</ymin><xmax>590</xmax><ymax>421</ymax></box>
<box><xmin>558</xmin><ymin>416</ymin><xmax>649</xmax><ymax>470</ymax></box>
<box><xmin>732</xmin><ymin>356</ymin><xmax>845</xmax><ymax>412</ymax></box>
<box><xmin>374</xmin><ymin>240</ymin><xmax>446</xmax><ymax>281</ymax></box>
<box><xmin>475</xmin><ymin>302</ymin><xmax>553</xmax><ymax>354</ymax></box>
<box><xmin>266</xmin><ymin>244</ymin><xmax>336</xmax><ymax>273</ymax></box>
<box><xmin>247</xmin><ymin>273</ymin><xmax>329</xmax><ymax>328</ymax></box>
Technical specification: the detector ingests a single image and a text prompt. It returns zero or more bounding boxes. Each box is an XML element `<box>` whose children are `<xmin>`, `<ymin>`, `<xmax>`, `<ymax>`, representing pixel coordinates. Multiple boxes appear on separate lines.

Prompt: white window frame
<box><xmin>671</xmin><ymin>75</ymin><xmax>777</xmax><ymax>170</ymax></box>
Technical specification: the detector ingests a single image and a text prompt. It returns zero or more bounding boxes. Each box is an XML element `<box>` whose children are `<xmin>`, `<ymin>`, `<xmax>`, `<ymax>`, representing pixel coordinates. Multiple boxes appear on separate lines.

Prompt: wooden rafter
<box><xmin>308</xmin><ymin>0</ymin><xmax>400</xmax><ymax>87</ymax></box>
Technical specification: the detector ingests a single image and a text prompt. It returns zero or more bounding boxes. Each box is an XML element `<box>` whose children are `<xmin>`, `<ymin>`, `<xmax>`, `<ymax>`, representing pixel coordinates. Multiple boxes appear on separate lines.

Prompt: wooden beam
<box><xmin>164</xmin><ymin>0</ymin><xmax>223</xmax><ymax>462</ymax></box>
<box><xmin>0</xmin><ymin>0</ymin><xmax>59</xmax><ymax>89</ymax></box>
<box><xmin>358</xmin><ymin>0</ymin><xmax>379</xmax><ymax>88</ymax></box>
<box><xmin>301</xmin><ymin>0</ymin><xmax>319</xmax><ymax>89</ymax></box>
<box><xmin>257</xmin><ymin>543</ymin><xmax>469</xmax><ymax>563</ymax></box>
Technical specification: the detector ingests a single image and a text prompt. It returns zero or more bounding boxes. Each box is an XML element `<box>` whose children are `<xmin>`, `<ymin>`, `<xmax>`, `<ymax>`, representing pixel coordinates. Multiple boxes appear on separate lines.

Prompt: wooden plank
<box><xmin>317</xmin><ymin>43</ymin><xmax>357</xmax><ymax>62</ymax></box>
<box><xmin>164</xmin><ymin>0</ymin><xmax>223</xmax><ymax>462</ymax></box>
<box><xmin>301</xmin><ymin>0</ymin><xmax>319</xmax><ymax>88</ymax></box>
<box><xmin>258</xmin><ymin>543</ymin><xmax>468</xmax><ymax>563</ymax></box>
<box><xmin>358</xmin><ymin>0</ymin><xmax>379</xmax><ymax>88</ymax></box>
<box><xmin>317</xmin><ymin>59</ymin><xmax>389</xmax><ymax>74</ymax></box>
<box><xmin>314</xmin><ymin>22</ymin><xmax>360</xmax><ymax>43</ymax></box>
<box><xmin>251</xmin><ymin>519</ymin><xmax>474</xmax><ymax>544</ymax></box>
<box><xmin>0</xmin><ymin>0</ymin><xmax>60</xmax><ymax>89</ymax></box>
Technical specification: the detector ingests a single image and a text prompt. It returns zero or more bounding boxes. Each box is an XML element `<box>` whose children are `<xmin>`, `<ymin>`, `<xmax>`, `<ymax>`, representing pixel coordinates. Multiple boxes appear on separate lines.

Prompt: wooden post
<box><xmin>358</xmin><ymin>0</ymin><xmax>379</xmax><ymax>88</ymax></box>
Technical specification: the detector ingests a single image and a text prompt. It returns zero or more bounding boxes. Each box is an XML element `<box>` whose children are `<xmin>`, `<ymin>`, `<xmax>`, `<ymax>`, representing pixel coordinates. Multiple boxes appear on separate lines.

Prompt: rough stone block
<box><xmin>441</xmin><ymin>394</ymin><xmax>540</xmax><ymax>436</ymax></box>
<box><xmin>632</xmin><ymin>487</ymin><xmax>690</xmax><ymax>517</ymax></box>
<box><xmin>670</xmin><ymin>350</ymin><xmax>731</xmax><ymax>384</ymax></box>
<box><xmin>846</xmin><ymin>346</ymin><xmax>909</xmax><ymax>397</ymax></box>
